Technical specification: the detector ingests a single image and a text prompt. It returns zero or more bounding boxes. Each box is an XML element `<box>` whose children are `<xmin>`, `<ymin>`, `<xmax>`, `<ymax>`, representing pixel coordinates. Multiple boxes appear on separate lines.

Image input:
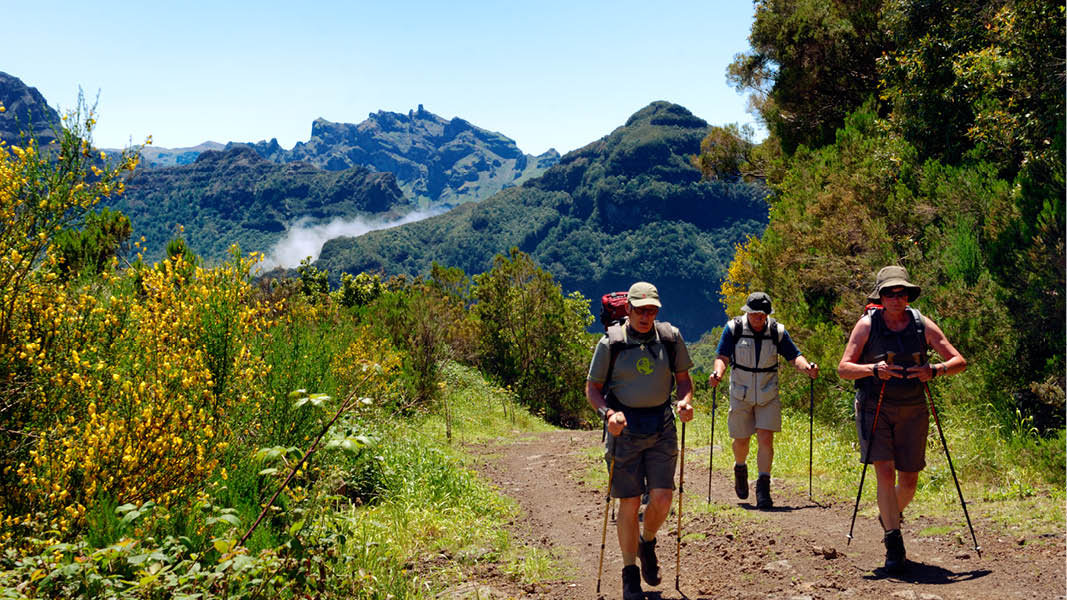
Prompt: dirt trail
<box><xmin>461</xmin><ymin>429</ymin><xmax>1065</xmax><ymax>600</ymax></box>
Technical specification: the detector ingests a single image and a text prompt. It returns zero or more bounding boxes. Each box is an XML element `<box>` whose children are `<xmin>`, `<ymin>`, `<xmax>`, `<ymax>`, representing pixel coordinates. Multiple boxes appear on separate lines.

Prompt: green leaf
<box><xmin>212</xmin><ymin>538</ymin><xmax>235</xmax><ymax>555</ymax></box>
<box><xmin>288</xmin><ymin>518</ymin><xmax>306</xmax><ymax>536</ymax></box>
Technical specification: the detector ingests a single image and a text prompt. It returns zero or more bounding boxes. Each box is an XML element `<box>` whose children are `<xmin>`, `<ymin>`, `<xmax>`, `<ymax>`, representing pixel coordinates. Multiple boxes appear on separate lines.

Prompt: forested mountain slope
<box><xmin>316</xmin><ymin>102</ymin><xmax>769</xmax><ymax>336</ymax></box>
<box><xmin>109</xmin><ymin>146</ymin><xmax>412</xmax><ymax>261</ymax></box>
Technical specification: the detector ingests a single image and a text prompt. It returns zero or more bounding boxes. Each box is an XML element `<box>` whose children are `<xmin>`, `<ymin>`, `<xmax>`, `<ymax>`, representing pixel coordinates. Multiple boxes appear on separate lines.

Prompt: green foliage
<box><xmin>728</xmin><ymin>0</ymin><xmax>889</xmax><ymax>153</ymax></box>
<box><xmin>723</xmin><ymin>0</ymin><xmax>1064</xmax><ymax>437</ymax></box>
<box><xmin>52</xmin><ymin>207</ymin><xmax>132</xmax><ymax>280</ymax></box>
<box><xmin>471</xmin><ymin>248</ymin><xmax>594</xmax><ymax>426</ymax></box>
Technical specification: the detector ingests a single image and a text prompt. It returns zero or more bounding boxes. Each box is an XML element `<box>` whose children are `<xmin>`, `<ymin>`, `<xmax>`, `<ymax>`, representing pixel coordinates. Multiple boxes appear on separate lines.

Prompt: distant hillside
<box><xmin>236</xmin><ymin>105</ymin><xmax>560</xmax><ymax>207</ymax></box>
<box><xmin>107</xmin><ymin>146</ymin><xmax>412</xmax><ymax>262</ymax></box>
<box><xmin>0</xmin><ymin>72</ymin><xmax>61</xmax><ymax>146</ymax></box>
<box><xmin>316</xmin><ymin>102</ymin><xmax>769</xmax><ymax>337</ymax></box>
<box><xmin>136</xmin><ymin>141</ymin><xmax>226</xmax><ymax>168</ymax></box>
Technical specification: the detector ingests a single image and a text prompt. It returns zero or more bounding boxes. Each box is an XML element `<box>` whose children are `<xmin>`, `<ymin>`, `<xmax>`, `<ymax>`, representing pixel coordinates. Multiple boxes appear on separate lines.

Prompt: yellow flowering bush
<box><xmin>3</xmin><ymin>252</ymin><xmax>271</xmax><ymax>537</ymax></box>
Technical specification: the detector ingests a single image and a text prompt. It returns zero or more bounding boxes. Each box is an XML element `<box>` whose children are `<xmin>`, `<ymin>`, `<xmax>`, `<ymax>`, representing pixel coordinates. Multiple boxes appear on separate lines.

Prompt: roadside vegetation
<box><xmin>1</xmin><ymin>1</ymin><xmax>1063</xmax><ymax>594</ymax></box>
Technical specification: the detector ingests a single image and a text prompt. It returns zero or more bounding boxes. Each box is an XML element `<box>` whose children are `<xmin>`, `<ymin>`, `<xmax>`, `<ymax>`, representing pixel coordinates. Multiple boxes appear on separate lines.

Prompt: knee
<box><xmin>756</xmin><ymin>430</ymin><xmax>774</xmax><ymax>447</ymax></box>
<box><xmin>647</xmin><ymin>488</ymin><xmax>672</xmax><ymax>509</ymax></box>
<box><xmin>873</xmin><ymin>461</ymin><xmax>897</xmax><ymax>483</ymax></box>
<box><xmin>897</xmin><ymin>471</ymin><xmax>919</xmax><ymax>492</ymax></box>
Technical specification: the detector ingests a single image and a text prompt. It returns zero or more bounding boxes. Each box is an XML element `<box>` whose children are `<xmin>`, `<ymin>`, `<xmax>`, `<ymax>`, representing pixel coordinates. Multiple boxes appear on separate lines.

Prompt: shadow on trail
<box><xmin>863</xmin><ymin>560</ymin><xmax>992</xmax><ymax>584</ymax></box>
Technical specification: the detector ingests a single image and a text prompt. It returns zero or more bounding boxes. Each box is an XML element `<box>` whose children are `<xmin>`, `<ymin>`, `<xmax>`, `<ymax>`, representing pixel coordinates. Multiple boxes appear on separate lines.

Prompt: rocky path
<box><xmin>461</xmin><ymin>429</ymin><xmax>1065</xmax><ymax>600</ymax></box>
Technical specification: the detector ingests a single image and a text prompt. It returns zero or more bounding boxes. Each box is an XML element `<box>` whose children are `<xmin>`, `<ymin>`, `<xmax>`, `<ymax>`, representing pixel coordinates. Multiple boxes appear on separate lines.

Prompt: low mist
<box><xmin>259</xmin><ymin>209</ymin><xmax>444</xmax><ymax>271</ymax></box>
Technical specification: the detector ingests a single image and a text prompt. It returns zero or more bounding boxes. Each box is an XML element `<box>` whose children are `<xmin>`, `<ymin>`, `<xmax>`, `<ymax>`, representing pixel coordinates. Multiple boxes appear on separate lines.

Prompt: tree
<box><xmin>472</xmin><ymin>248</ymin><xmax>593</xmax><ymax>425</ymax></box>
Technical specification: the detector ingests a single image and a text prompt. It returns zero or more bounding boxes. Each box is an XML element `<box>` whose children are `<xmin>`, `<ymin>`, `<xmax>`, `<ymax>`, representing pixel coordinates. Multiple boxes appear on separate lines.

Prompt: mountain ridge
<box><xmin>315</xmin><ymin>101</ymin><xmax>770</xmax><ymax>336</ymax></box>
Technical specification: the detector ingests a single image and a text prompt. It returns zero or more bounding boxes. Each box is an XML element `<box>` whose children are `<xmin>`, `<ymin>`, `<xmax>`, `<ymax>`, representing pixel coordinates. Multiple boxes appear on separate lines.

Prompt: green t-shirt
<box><xmin>587</xmin><ymin>322</ymin><xmax>693</xmax><ymax>409</ymax></box>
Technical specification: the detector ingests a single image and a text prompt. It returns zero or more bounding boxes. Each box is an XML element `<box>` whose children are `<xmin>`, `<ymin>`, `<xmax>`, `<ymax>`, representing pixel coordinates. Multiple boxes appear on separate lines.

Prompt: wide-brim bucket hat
<box><xmin>867</xmin><ymin>266</ymin><xmax>921</xmax><ymax>302</ymax></box>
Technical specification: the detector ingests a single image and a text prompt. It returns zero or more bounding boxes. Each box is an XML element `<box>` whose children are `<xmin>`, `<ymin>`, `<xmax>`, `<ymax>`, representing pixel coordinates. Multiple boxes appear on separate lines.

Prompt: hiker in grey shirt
<box><xmin>586</xmin><ymin>281</ymin><xmax>694</xmax><ymax>600</ymax></box>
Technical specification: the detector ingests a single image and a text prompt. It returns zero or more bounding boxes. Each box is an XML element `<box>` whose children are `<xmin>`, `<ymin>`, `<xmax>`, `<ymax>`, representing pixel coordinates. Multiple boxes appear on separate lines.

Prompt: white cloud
<box><xmin>259</xmin><ymin>209</ymin><xmax>444</xmax><ymax>271</ymax></box>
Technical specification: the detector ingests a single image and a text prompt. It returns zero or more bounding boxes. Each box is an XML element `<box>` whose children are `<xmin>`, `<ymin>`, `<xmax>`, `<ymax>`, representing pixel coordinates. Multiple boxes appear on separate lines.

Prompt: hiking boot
<box><xmin>622</xmin><ymin>564</ymin><xmax>643</xmax><ymax>600</ymax></box>
<box><xmin>755</xmin><ymin>474</ymin><xmax>773</xmax><ymax>509</ymax></box>
<box><xmin>734</xmin><ymin>463</ymin><xmax>749</xmax><ymax>499</ymax></box>
<box><xmin>638</xmin><ymin>535</ymin><xmax>661</xmax><ymax>586</ymax></box>
<box><xmin>883</xmin><ymin>529</ymin><xmax>907</xmax><ymax>574</ymax></box>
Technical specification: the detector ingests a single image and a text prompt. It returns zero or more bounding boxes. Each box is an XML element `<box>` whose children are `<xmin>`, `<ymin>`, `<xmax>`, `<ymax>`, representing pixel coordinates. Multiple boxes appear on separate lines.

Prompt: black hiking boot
<box><xmin>638</xmin><ymin>535</ymin><xmax>661</xmax><ymax>586</ymax></box>
<box><xmin>734</xmin><ymin>463</ymin><xmax>749</xmax><ymax>499</ymax></box>
<box><xmin>622</xmin><ymin>564</ymin><xmax>644</xmax><ymax>600</ymax></box>
<box><xmin>883</xmin><ymin>529</ymin><xmax>907</xmax><ymax>574</ymax></box>
<box><xmin>755</xmin><ymin>474</ymin><xmax>773</xmax><ymax>509</ymax></box>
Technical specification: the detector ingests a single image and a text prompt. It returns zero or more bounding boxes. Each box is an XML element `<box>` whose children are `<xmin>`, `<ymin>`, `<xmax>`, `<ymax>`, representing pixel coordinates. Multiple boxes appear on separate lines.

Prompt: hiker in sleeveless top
<box><xmin>707</xmin><ymin>292</ymin><xmax>818</xmax><ymax>509</ymax></box>
<box><xmin>837</xmin><ymin>266</ymin><xmax>966</xmax><ymax>573</ymax></box>
<box><xmin>586</xmin><ymin>281</ymin><xmax>694</xmax><ymax>600</ymax></box>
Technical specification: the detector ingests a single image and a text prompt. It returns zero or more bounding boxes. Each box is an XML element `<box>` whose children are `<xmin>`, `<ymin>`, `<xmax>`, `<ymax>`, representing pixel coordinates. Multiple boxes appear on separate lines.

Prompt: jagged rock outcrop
<box><xmin>0</xmin><ymin>72</ymin><xmax>61</xmax><ymax>145</ymax></box>
<box><xmin>235</xmin><ymin>105</ymin><xmax>560</xmax><ymax>207</ymax></box>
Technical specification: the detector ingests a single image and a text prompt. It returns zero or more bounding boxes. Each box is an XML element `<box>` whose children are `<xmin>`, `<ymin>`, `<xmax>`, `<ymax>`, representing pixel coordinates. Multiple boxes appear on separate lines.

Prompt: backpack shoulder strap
<box><xmin>654</xmin><ymin>321</ymin><xmax>678</xmax><ymax>374</ymax></box>
<box><xmin>604</xmin><ymin>324</ymin><xmax>628</xmax><ymax>387</ymax></box>
<box><xmin>907</xmin><ymin>307</ymin><xmax>927</xmax><ymax>357</ymax></box>
<box><xmin>767</xmin><ymin>317</ymin><xmax>782</xmax><ymax>348</ymax></box>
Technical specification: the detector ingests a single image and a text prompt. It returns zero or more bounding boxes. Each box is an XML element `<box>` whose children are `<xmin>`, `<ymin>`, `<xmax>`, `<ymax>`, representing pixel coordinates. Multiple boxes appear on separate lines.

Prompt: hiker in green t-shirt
<box><xmin>586</xmin><ymin>281</ymin><xmax>694</xmax><ymax>600</ymax></box>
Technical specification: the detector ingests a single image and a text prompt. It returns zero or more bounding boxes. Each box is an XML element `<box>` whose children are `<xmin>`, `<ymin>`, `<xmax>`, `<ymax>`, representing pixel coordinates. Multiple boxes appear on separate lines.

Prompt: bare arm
<box><xmin>707</xmin><ymin>355</ymin><xmax>730</xmax><ymax>387</ymax></box>
<box><xmin>585</xmin><ymin>380</ymin><xmax>627</xmax><ymax>436</ymax></box>
<box><xmin>905</xmin><ymin>316</ymin><xmax>967</xmax><ymax>381</ymax></box>
<box><xmin>675</xmin><ymin>371</ymin><xmax>694</xmax><ymax>422</ymax></box>
<box><xmin>791</xmin><ymin>354</ymin><xmax>819</xmax><ymax>379</ymax></box>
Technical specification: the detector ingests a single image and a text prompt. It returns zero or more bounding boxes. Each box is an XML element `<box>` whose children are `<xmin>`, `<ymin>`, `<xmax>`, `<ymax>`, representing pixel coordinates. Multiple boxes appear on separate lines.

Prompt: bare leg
<box><xmin>896</xmin><ymin>470</ymin><xmax>919</xmax><ymax>514</ymax></box>
<box><xmin>873</xmin><ymin>460</ymin><xmax>901</xmax><ymax>530</ymax></box>
<box><xmin>616</xmin><ymin>496</ymin><xmax>642</xmax><ymax>565</ymax></box>
<box><xmin>732</xmin><ymin>436</ymin><xmax>750</xmax><ymax>465</ymax></box>
<box><xmin>641</xmin><ymin>488</ymin><xmax>673</xmax><ymax>542</ymax></box>
<box><xmin>755</xmin><ymin>428</ymin><xmax>774</xmax><ymax>474</ymax></box>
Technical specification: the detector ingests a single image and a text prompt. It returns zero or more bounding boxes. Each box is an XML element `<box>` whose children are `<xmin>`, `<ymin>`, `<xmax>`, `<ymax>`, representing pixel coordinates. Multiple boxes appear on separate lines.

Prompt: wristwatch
<box><xmin>597</xmin><ymin>406</ymin><xmax>611</xmax><ymax>422</ymax></box>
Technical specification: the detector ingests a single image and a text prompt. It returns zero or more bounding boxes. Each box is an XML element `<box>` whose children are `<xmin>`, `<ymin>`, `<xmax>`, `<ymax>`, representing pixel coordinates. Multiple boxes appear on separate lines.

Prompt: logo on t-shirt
<box><xmin>636</xmin><ymin>356</ymin><xmax>654</xmax><ymax>375</ymax></box>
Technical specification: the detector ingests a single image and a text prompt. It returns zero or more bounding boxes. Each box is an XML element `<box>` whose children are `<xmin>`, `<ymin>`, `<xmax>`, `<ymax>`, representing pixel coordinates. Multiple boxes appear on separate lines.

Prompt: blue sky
<box><xmin>6</xmin><ymin>1</ymin><xmax>761</xmax><ymax>156</ymax></box>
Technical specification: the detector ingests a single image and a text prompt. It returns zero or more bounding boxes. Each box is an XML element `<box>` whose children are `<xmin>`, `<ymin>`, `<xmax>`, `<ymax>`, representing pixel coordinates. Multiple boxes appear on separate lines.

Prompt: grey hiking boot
<box><xmin>638</xmin><ymin>535</ymin><xmax>661</xmax><ymax>586</ymax></box>
<box><xmin>883</xmin><ymin>529</ymin><xmax>907</xmax><ymax>574</ymax></box>
<box><xmin>734</xmin><ymin>463</ymin><xmax>749</xmax><ymax>499</ymax></box>
<box><xmin>622</xmin><ymin>564</ymin><xmax>643</xmax><ymax>600</ymax></box>
<box><xmin>755</xmin><ymin>474</ymin><xmax>773</xmax><ymax>509</ymax></box>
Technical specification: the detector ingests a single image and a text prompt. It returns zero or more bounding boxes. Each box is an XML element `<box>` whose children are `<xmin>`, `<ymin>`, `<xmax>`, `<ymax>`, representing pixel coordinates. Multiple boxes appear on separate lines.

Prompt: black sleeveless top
<box><xmin>856</xmin><ymin>308</ymin><xmax>926</xmax><ymax>406</ymax></box>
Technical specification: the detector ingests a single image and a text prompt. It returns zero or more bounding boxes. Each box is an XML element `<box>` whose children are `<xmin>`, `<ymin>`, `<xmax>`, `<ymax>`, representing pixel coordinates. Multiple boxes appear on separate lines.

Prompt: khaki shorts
<box><xmin>728</xmin><ymin>397</ymin><xmax>782</xmax><ymax>439</ymax></box>
<box><xmin>854</xmin><ymin>397</ymin><xmax>929</xmax><ymax>472</ymax></box>
<box><xmin>604</xmin><ymin>419</ymin><xmax>678</xmax><ymax>499</ymax></box>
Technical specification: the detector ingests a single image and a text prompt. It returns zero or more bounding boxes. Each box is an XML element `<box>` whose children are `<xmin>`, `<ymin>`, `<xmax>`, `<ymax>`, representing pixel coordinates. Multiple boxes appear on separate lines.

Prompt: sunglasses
<box><xmin>631</xmin><ymin>306</ymin><xmax>659</xmax><ymax>317</ymax></box>
<box><xmin>881</xmin><ymin>289</ymin><xmax>909</xmax><ymax>299</ymax></box>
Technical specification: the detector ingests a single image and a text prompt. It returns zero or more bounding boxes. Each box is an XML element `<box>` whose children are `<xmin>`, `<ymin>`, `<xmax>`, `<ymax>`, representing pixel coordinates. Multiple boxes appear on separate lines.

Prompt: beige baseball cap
<box><xmin>628</xmin><ymin>281</ymin><xmax>661</xmax><ymax>308</ymax></box>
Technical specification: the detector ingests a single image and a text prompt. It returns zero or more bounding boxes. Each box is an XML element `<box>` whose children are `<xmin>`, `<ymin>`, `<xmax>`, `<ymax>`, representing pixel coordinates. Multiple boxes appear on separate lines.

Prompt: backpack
<box><xmin>864</xmin><ymin>304</ymin><xmax>927</xmax><ymax>360</ymax></box>
<box><xmin>728</xmin><ymin>316</ymin><xmax>782</xmax><ymax>349</ymax></box>
<box><xmin>600</xmin><ymin>291</ymin><xmax>629</xmax><ymax>331</ymax></box>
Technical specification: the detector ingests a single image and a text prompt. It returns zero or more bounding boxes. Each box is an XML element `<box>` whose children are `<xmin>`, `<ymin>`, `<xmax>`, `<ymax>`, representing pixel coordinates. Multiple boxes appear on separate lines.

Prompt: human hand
<box><xmin>707</xmin><ymin>371</ymin><xmax>722</xmax><ymax>388</ymax></box>
<box><xmin>875</xmin><ymin>361</ymin><xmax>904</xmax><ymax>380</ymax></box>
<box><xmin>677</xmin><ymin>400</ymin><xmax>694</xmax><ymax>423</ymax></box>
<box><xmin>807</xmin><ymin>362</ymin><xmax>819</xmax><ymax>379</ymax></box>
<box><xmin>905</xmin><ymin>364</ymin><xmax>935</xmax><ymax>382</ymax></box>
<box><xmin>607</xmin><ymin>410</ymin><xmax>627</xmax><ymax>436</ymax></box>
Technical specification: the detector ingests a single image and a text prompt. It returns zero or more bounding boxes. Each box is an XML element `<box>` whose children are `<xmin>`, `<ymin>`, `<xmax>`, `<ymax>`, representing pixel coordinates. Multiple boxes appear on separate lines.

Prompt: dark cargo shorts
<box><xmin>604</xmin><ymin>418</ymin><xmax>678</xmax><ymax>499</ymax></box>
<box><xmin>855</xmin><ymin>398</ymin><xmax>929</xmax><ymax>472</ymax></box>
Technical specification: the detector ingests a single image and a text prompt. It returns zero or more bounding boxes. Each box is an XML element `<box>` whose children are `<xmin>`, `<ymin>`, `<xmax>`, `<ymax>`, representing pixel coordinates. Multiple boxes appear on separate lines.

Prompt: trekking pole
<box><xmin>918</xmin><ymin>355</ymin><xmax>981</xmax><ymax>558</ymax></box>
<box><xmin>808</xmin><ymin>366</ymin><xmax>816</xmax><ymax>501</ymax></box>
<box><xmin>848</xmin><ymin>352</ymin><xmax>893</xmax><ymax>545</ymax></box>
<box><xmin>707</xmin><ymin>385</ymin><xmax>716</xmax><ymax>503</ymax></box>
<box><xmin>675</xmin><ymin>420</ymin><xmax>686</xmax><ymax>592</ymax></box>
<box><xmin>596</xmin><ymin>436</ymin><xmax>618</xmax><ymax>596</ymax></box>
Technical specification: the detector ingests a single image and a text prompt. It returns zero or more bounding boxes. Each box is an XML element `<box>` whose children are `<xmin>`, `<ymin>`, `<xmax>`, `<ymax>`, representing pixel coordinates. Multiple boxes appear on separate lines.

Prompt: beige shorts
<box><xmin>728</xmin><ymin>397</ymin><xmax>782</xmax><ymax>439</ymax></box>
